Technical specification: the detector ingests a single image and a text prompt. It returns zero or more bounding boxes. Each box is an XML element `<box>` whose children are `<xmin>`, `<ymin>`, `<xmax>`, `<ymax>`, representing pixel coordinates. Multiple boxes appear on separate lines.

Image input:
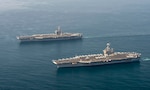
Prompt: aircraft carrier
<box><xmin>52</xmin><ymin>43</ymin><xmax>141</xmax><ymax>68</ymax></box>
<box><xmin>16</xmin><ymin>26</ymin><xmax>82</xmax><ymax>42</ymax></box>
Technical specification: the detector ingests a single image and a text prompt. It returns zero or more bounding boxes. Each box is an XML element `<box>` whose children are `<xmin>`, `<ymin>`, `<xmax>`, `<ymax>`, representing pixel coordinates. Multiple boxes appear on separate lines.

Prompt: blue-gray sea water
<box><xmin>0</xmin><ymin>0</ymin><xmax>150</xmax><ymax>90</ymax></box>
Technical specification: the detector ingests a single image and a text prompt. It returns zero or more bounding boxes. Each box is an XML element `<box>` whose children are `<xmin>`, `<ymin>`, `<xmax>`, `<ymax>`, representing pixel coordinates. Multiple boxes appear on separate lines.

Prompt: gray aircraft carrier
<box><xmin>17</xmin><ymin>26</ymin><xmax>82</xmax><ymax>42</ymax></box>
<box><xmin>52</xmin><ymin>43</ymin><xmax>141</xmax><ymax>68</ymax></box>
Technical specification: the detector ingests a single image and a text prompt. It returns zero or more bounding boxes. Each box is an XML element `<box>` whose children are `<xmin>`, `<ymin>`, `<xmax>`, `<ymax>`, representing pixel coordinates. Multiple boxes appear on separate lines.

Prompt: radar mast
<box><xmin>55</xmin><ymin>26</ymin><xmax>62</xmax><ymax>35</ymax></box>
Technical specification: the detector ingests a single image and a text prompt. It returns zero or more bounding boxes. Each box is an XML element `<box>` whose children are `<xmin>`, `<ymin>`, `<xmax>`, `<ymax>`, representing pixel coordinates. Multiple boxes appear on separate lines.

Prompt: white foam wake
<box><xmin>142</xmin><ymin>57</ymin><xmax>150</xmax><ymax>61</ymax></box>
<box><xmin>84</xmin><ymin>36</ymin><xmax>101</xmax><ymax>39</ymax></box>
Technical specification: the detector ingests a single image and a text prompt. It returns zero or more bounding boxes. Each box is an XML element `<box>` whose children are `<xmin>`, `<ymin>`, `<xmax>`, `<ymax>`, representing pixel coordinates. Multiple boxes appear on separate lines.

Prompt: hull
<box><xmin>56</xmin><ymin>58</ymin><xmax>140</xmax><ymax>68</ymax></box>
<box><xmin>18</xmin><ymin>36</ymin><xmax>82</xmax><ymax>42</ymax></box>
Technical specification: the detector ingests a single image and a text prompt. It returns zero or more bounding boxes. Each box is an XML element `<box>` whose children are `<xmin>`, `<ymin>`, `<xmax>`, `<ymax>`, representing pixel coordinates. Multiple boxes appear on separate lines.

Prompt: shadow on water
<box><xmin>56</xmin><ymin>62</ymin><xmax>140</xmax><ymax>75</ymax></box>
<box><xmin>19</xmin><ymin>39</ymin><xmax>83</xmax><ymax>46</ymax></box>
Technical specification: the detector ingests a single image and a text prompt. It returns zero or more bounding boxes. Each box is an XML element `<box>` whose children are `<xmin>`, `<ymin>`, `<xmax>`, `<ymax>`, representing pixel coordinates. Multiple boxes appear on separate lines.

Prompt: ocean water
<box><xmin>0</xmin><ymin>0</ymin><xmax>150</xmax><ymax>90</ymax></box>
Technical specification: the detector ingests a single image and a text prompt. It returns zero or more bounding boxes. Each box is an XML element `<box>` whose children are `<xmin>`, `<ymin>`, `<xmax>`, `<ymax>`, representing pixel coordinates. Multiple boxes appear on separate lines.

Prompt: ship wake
<box><xmin>141</xmin><ymin>57</ymin><xmax>150</xmax><ymax>61</ymax></box>
<box><xmin>84</xmin><ymin>36</ymin><xmax>101</xmax><ymax>39</ymax></box>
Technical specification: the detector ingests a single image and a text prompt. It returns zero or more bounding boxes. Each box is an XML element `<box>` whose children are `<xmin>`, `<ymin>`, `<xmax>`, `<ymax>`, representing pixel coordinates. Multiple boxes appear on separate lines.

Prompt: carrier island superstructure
<box><xmin>52</xmin><ymin>43</ymin><xmax>141</xmax><ymax>68</ymax></box>
<box><xmin>17</xmin><ymin>26</ymin><xmax>82</xmax><ymax>42</ymax></box>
